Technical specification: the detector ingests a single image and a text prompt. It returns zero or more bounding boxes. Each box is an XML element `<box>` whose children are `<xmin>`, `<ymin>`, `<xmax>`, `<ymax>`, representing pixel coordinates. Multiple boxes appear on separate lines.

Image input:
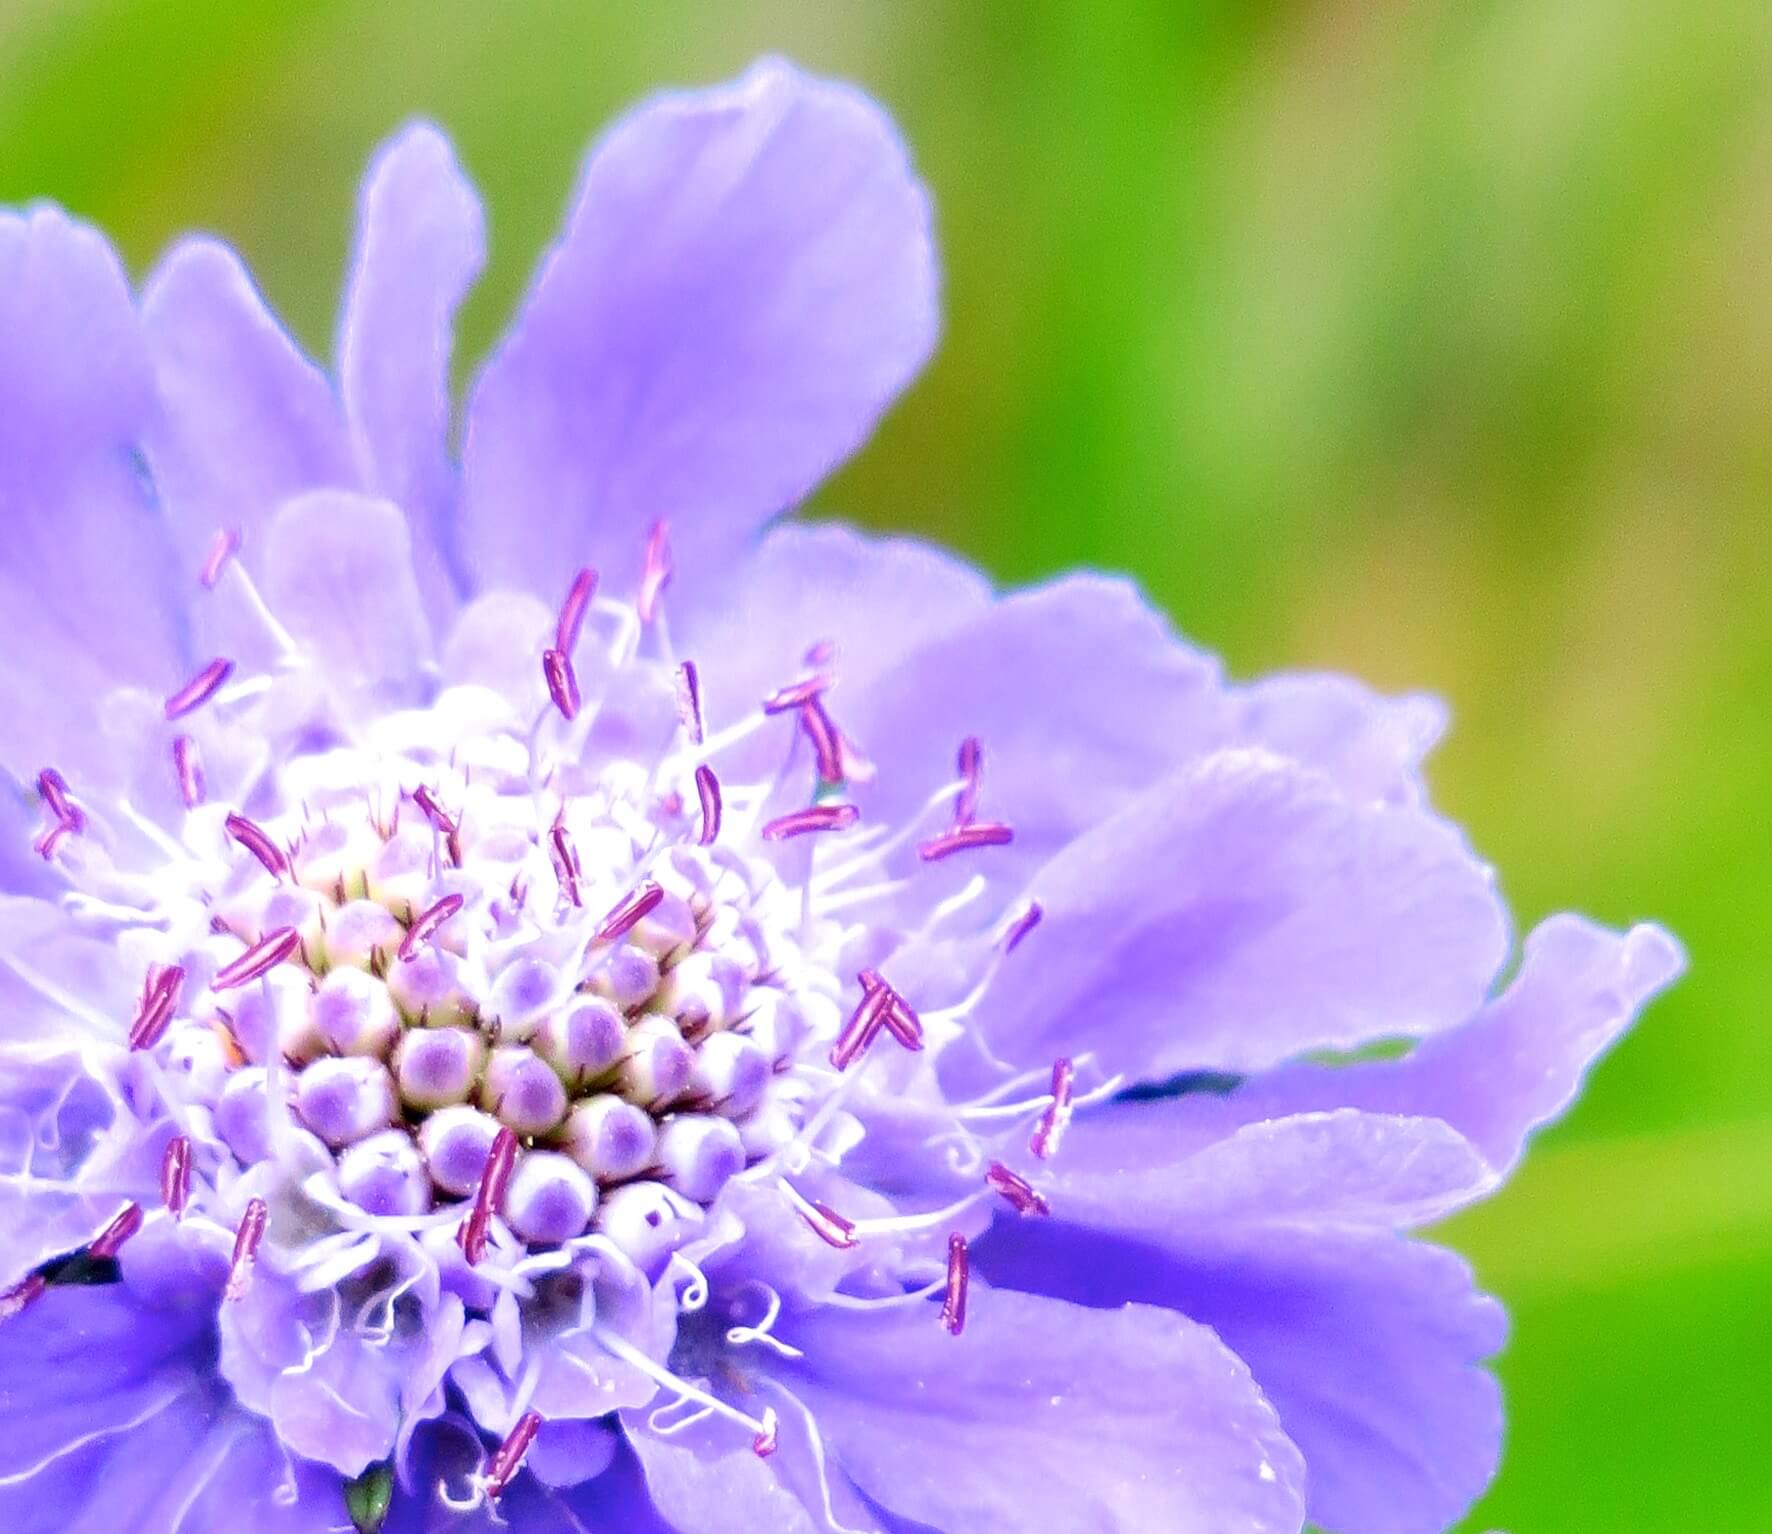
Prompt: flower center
<box><xmin>131</xmin><ymin>696</ymin><xmax>847</xmax><ymax>1278</ymax></box>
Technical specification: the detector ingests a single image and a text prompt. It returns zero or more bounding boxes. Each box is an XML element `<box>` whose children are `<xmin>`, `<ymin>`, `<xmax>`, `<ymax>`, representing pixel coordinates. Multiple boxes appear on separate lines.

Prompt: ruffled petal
<box><xmin>776</xmin><ymin>1286</ymin><xmax>1306</xmax><ymax>1534</ymax></box>
<box><xmin>0</xmin><ymin>208</ymin><xmax>185</xmax><ymax>782</ymax></box>
<box><xmin>843</xmin><ymin>572</ymin><xmax>1228</xmax><ymax>914</ymax></box>
<box><xmin>0</xmin><ymin>1284</ymin><xmax>343</xmax><ymax>1532</ymax></box>
<box><xmin>1036</xmin><ymin>1108</ymin><xmax>1498</xmax><ymax>1238</ymax></box>
<box><xmin>141</xmin><ymin>236</ymin><xmax>356</xmax><ymax>566</ymax></box>
<box><xmin>679</xmin><ymin>523</ymin><xmax>992</xmax><ymax>786</ymax></box>
<box><xmin>952</xmin><ymin>748</ymin><xmax>1507</xmax><ymax>1078</ymax></box>
<box><xmin>260</xmin><ymin>489</ymin><xmax>436</xmax><ymax>694</ymax></box>
<box><xmin>338</xmin><ymin>122</ymin><xmax>486</xmax><ymax>615</ymax></box>
<box><xmin>458</xmin><ymin>58</ymin><xmax>938</xmax><ymax>606</ymax></box>
<box><xmin>978</xmin><ymin>1221</ymin><xmax>1506</xmax><ymax>1534</ymax></box>
<box><xmin>629</xmin><ymin>1424</ymin><xmax>828</xmax><ymax>1534</ymax></box>
<box><xmin>1168</xmin><ymin>913</ymin><xmax>1684</xmax><ymax>1185</ymax></box>
<box><xmin>1231</xmin><ymin>673</ymin><xmax>1447</xmax><ymax>806</ymax></box>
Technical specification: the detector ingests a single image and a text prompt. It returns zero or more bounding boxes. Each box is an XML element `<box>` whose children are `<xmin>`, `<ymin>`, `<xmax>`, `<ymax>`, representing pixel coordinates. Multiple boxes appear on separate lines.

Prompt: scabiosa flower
<box><xmin>0</xmin><ymin>57</ymin><xmax>1680</xmax><ymax>1534</ymax></box>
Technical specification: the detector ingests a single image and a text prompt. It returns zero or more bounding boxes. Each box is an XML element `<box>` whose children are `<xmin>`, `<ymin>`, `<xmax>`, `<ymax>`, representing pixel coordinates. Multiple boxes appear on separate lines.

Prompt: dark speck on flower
<box><xmin>0</xmin><ymin>56</ymin><xmax>1681</xmax><ymax>1534</ymax></box>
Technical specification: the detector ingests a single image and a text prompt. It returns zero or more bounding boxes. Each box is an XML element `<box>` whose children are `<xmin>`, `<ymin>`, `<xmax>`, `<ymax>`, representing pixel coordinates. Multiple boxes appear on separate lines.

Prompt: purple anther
<box><xmin>1003</xmin><ymin>901</ymin><xmax>1043</xmax><ymax>953</ymax></box>
<box><xmin>1030</xmin><ymin>1058</ymin><xmax>1077</xmax><ymax>1161</ymax></box>
<box><xmin>198</xmin><ymin>526</ymin><xmax>240</xmax><ymax>589</ymax></box>
<box><xmin>941</xmin><ymin>1231</ymin><xmax>970</xmax><ymax>1335</ymax></box>
<box><xmin>128</xmin><ymin>964</ymin><xmax>185</xmax><ymax>1050</ymax></box>
<box><xmin>32</xmin><ymin>822</ymin><xmax>72</xmax><ymax>860</ymax></box>
<box><xmin>224</xmin><ymin>1197</ymin><xmax>269</xmax><ymax>1301</ymax></box>
<box><xmin>917</xmin><ymin>821</ymin><xmax>1015</xmax><ymax>862</ymax></box>
<box><xmin>955</xmin><ymin>736</ymin><xmax>984</xmax><ymax>825</ymax></box>
<box><xmin>0</xmin><ymin>1273</ymin><xmax>46</xmax><ymax>1323</ymax></box>
<box><xmin>88</xmin><ymin>1202</ymin><xmax>144</xmax><ymax>1260</ymax></box>
<box><xmin>457</xmin><ymin>1126</ymin><xmax>519</xmax><ymax>1267</ymax></box>
<box><xmin>752</xmin><ymin>1408</ymin><xmax>779</xmax><ymax>1460</ymax></box>
<box><xmin>695</xmin><ymin>764</ymin><xmax>722</xmax><ymax>846</ymax></box>
<box><xmin>36</xmin><ymin>768</ymin><xmax>82</xmax><ymax>831</ymax></box>
<box><xmin>542</xmin><ymin>647</ymin><xmax>581</xmax><ymax>722</ymax></box>
<box><xmin>213</xmin><ymin>927</ymin><xmax>300</xmax><ymax>991</ymax></box>
<box><xmin>985</xmin><ymin>1160</ymin><xmax>1051</xmax><ymax>1217</ymax></box>
<box><xmin>549</xmin><ymin>821</ymin><xmax>582</xmax><ymax>906</ymax></box>
<box><xmin>164</xmin><ymin>658</ymin><xmax>234</xmax><ymax>721</ymax></box>
<box><xmin>485</xmin><ymin>1409</ymin><xmax>543</xmax><ymax>1499</ymax></box>
<box><xmin>556</xmin><ymin>566</ymin><xmax>598</xmax><ymax>655</ymax></box>
<box><xmin>798</xmin><ymin>696</ymin><xmax>845</xmax><ymax>783</ymax></box>
<box><xmin>637</xmin><ymin>520</ymin><xmax>672</xmax><ymax>624</ymax></box>
<box><xmin>595</xmin><ymin>881</ymin><xmax>663</xmax><ymax>943</ymax></box>
<box><xmin>761</xmin><ymin>674</ymin><xmax>831</xmax><ymax>715</ymax></box>
<box><xmin>398</xmin><ymin>894</ymin><xmax>463</xmax><ymax>963</ymax></box>
<box><xmin>676</xmin><ymin>660</ymin><xmax>704</xmax><ymax>744</ymax></box>
<box><xmin>413</xmin><ymin>784</ymin><xmax>458</xmax><ymax>843</ymax></box>
<box><xmin>224</xmin><ymin>812</ymin><xmax>289</xmax><ymax>880</ymax></box>
<box><xmin>881</xmin><ymin>994</ymin><xmax>924</xmax><ymax>1052</ymax></box>
<box><xmin>829</xmin><ymin>985</ymin><xmax>891</xmax><ymax>1072</ymax></box>
<box><xmin>797</xmin><ymin>1197</ymin><xmax>859</xmax><ymax>1250</ymax></box>
<box><xmin>761</xmin><ymin>802</ymin><xmax>860</xmax><ymax>841</ymax></box>
<box><xmin>172</xmin><ymin>736</ymin><xmax>206</xmax><ymax>807</ymax></box>
<box><xmin>161</xmin><ymin>1136</ymin><xmax>192</xmax><ymax>1216</ymax></box>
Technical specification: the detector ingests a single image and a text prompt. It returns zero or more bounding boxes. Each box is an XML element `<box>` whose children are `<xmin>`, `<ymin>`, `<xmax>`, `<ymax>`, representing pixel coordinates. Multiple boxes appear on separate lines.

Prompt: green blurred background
<box><xmin>2</xmin><ymin>1</ymin><xmax>1766</xmax><ymax>1528</ymax></box>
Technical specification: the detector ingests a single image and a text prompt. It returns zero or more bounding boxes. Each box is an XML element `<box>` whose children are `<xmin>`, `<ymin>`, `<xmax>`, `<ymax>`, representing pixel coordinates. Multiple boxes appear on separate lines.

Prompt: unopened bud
<box><xmin>629</xmin><ymin>891</ymin><xmax>697</xmax><ymax>961</ymax></box>
<box><xmin>386</xmin><ymin>945</ymin><xmax>473</xmax><ymax>1028</ymax></box>
<box><xmin>339</xmin><ymin>1130</ymin><xmax>431</xmax><ymax>1217</ymax></box>
<box><xmin>688</xmin><ymin>1032</ymin><xmax>772</xmax><ymax>1117</ymax></box>
<box><xmin>655</xmin><ymin>952</ymin><xmax>745</xmax><ymax>1036</ymax></box>
<box><xmin>656</xmin><ymin>1114</ymin><xmax>744</xmax><ymax>1203</ymax></box>
<box><xmin>395</xmin><ymin>1026</ymin><xmax>486</xmax><ymax>1109</ymax></box>
<box><xmin>311</xmin><ymin>966</ymin><xmax>402</xmax><ymax>1056</ymax></box>
<box><xmin>321</xmin><ymin>899</ymin><xmax>404</xmax><ymax>971</ymax></box>
<box><xmin>481</xmin><ymin>1045</ymin><xmax>568</xmax><ymax>1135</ymax></box>
<box><xmin>486</xmin><ymin>957</ymin><xmax>564</xmax><ymax>1040</ymax></box>
<box><xmin>616</xmin><ymin>1015</ymin><xmax>694</xmax><ymax>1108</ymax></box>
<box><xmin>739</xmin><ymin>991</ymin><xmax>808</xmax><ymax>1063</ymax></box>
<box><xmin>590</xmin><ymin>947</ymin><xmax>660</xmax><ymax>1011</ymax></box>
<box><xmin>504</xmin><ymin>1151</ymin><xmax>598</xmax><ymax>1245</ymax></box>
<box><xmin>532</xmin><ymin>997</ymin><xmax>625</xmax><ymax>1089</ymax></box>
<box><xmin>562</xmin><ymin>1095</ymin><xmax>657</xmax><ymax>1182</ymax></box>
<box><xmin>295</xmin><ymin>1057</ymin><xmax>397</xmax><ymax>1147</ymax></box>
<box><xmin>214</xmin><ymin>1067</ymin><xmax>271</xmax><ymax>1164</ymax></box>
<box><xmin>419</xmin><ymin>1105</ymin><xmax>502</xmax><ymax>1196</ymax></box>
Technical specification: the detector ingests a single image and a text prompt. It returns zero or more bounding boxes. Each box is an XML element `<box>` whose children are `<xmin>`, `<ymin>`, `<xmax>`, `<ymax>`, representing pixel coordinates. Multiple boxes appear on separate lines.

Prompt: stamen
<box><xmin>399</xmin><ymin>894</ymin><xmax>464</xmax><ymax>962</ymax></box>
<box><xmin>224</xmin><ymin>1197</ymin><xmax>269</xmax><ymax>1301</ymax></box>
<box><xmin>88</xmin><ymin>1202</ymin><xmax>143</xmax><ymax>1260</ymax></box>
<box><xmin>1002</xmin><ymin>901</ymin><xmax>1043</xmax><ymax>953</ymax></box>
<box><xmin>595</xmin><ymin>881</ymin><xmax>663</xmax><ymax>943</ymax></box>
<box><xmin>761</xmin><ymin>803</ymin><xmax>860</xmax><ymax>841</ymax></box>
<box><xmin>0</xmin><ymin>1273</ymin><xmax>46</xmax><ymax>1323</ymax></box>
<box><xmin>164</xmin><ymin>658</ymin><xmax>234</xmax><ymax>721</ymax></box>
<box><xmin>955</xmin><ymin>737</ymin><xmax>984</xmax><ymax>825</ymax></box>
<box><xmin>798</xmin><ymin>697</ymin><xmax>844</xmax><ymax>784</ymax></box>
<box><xmin>36</xmin><ymin>769</ymin><xmax>83</xmax><ymax>830</ymax></box>
<box><xmin>829</xmin><ymin>985</ymin><xmax>890</xmax><ymax>1071</ymax></box>
<box><xmin>985</xmin><ymin>1161</ymin><xmax>1051</xmax><ymax>1217</ymax></box>
<box><xmin>213</xmin><ymin>928</ymin><xmax>300</xmax><ymax>991</ymax></box>
<box><xmin>457</xmin><ymin>1127</ymin><xmax>519</xmax><ymax>1266</ymax></box>
<box><xmin>172</xmin><ymin>736</ymin><xmax>206</xmax><ymax>807</ymax></box>
<box><xmin>941</xmin><ymin>1232</ymin><xmax>969</xmax><ymax>1335</ymax></box>
<box><xmin>857</xmin><ymin>969</ymin><xmax>923</xmax><ymax>1052</ymax></box>
<box><xmin>695</xmin><ymin>765</ymin><xmax>722</xmax><ymax>846</ymax></box>
<box><xmin>1030</xmin><ymin>1058</ymin><xmax>1076</xmax><ymax>1160</ymax></box>
<box><xmin>637</xmin><ymin>521</ymin><xmax>672</xmax><ymax>624</ymax></box>
<box><xmin>32</xmin><ymin>822</ymin><xmax>72</xmax><ymax>860</ymax></box>
<box><xmin>198</xmin><ymin>527</ymin><xmax>241</xmax><ymax>589</ymax></box>
<box><xmin>224</xmin><ymin>812</ymin><xmax>289</xmax><ymax>880</ymax></box>
<box><xmin>676</xmin><ymin>661</ymin><xmax>704</xmax><ymax>744</ymax></box>
<box><xmin>917</xmin><ymin>821</ymin><xmax>1014</xmax><ymax>862</ymax></box>
<box><xmin>485</xmin><ymin>1409</ymin><xmax>542</xmax><ymax>1498</ymax></box>
<box><xmin>548</xmin><ymin>822</ymin><xmax>583</xmax><ymax>907</ymax></box>
<box><xmin>128</xmin><ymin>964</ymin><xmax>185</xmax><ymax>1050</ymax></box>
<box><xmin>556</xmin><ymin>567</ymin><xmax>598</xmax><ymax>655</ymax></box>
<box><xmin>791</xmin><ymin>1193</ymin><xmax>860</xmax><ymax>1250</ymax></box>
<box><xmin>762</xmin><ymin>675</ymin><xmax>831</xmax><ymax>714</ymax></box>
<box><xmin>541</xmin><ymin>647</ymin><xmax>581</xmax><ymax>722</ymax></box>
<box><xmin>752</xmin><ymin>1407</ymin><xmax>779</xmax><ymax>1459</ymax></box>
<box><xmin>161</xmin><ymin>1136</ymin><xmax>192</xmax><ymax>1216</ymax></box>
<box><xmin>414</xmin><ymin>785</ymin><xmax>462</xmax><ymax>866</ymax></box>
<box><xmin>805</xmin><ymin>638</ymin><xmax>837</xmax><ymax>667</ymax></box>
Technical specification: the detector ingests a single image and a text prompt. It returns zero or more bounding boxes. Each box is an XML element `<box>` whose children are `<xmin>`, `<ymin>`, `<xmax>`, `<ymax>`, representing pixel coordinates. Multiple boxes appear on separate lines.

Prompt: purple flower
<box><xmin>0</xmin><ymin>57</ymin><xmax>1680</xmax><ymax>1534</ymax></box>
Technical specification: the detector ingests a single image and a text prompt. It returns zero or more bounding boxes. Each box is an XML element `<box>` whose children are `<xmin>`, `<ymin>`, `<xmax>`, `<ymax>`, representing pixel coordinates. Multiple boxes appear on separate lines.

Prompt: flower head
<box><xmin>0</xmin><ymin>59</ymin><xmax>1680</xmax><ymax>1534</ymax></box>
